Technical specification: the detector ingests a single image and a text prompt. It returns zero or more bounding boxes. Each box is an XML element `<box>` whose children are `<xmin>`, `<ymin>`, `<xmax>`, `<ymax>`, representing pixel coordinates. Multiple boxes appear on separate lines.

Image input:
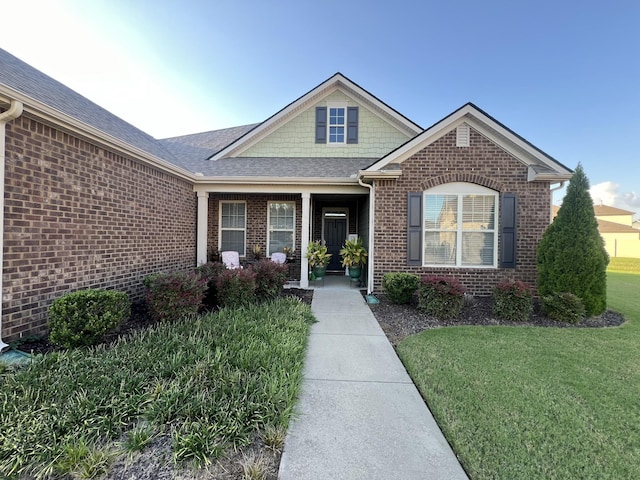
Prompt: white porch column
<box><xmin>196</xmin><ymin>191</ymin><xmax>209</xmax><ymax>266</ymax></box>
<box><xmin>300</xmin><ymin>191</ymin><xmax>311</xmax><ymax>288</ymax></box>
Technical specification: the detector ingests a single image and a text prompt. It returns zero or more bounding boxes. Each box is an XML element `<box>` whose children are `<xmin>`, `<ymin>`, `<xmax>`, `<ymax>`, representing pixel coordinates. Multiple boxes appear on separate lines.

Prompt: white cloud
<box><xmin>590</xmin><ymin>182</ymin><xmax>640</xmax><ymax>218</ymax></box>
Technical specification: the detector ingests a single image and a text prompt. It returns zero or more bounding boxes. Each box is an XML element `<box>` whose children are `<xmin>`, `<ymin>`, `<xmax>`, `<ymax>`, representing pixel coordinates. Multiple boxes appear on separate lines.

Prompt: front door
<box><xmin>324</xmin><ymin>218</ymin><xmax>346</xmax><ymax>271</ymax></box>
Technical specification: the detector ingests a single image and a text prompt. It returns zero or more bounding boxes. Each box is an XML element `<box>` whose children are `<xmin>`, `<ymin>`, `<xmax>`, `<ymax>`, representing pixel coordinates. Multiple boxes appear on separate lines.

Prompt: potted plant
<box><xmin>305</xmin><ymin>240</ymin><xmax>332</xmax><ymax>279</ymax></box>
<box><xmin>340</xmin><ymin>237</ymin><xmax>368</xmax><ymax>280</ymax></box>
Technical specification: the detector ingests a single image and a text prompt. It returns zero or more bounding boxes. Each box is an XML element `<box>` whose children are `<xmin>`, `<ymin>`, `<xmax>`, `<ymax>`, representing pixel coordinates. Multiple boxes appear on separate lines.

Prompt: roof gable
<box><xmin>593</xmin><ymin>205</ymin><xmax>635</xmax><ymax>216</ymax></box>
<box><xmin>363</xmin><ymin>103</ymin><xmax>573</xmax><ymax>181</ymax></box>
<box><xmin>210</xmin><ymin>73</ymin><xmax>422</xmax><ymax>160</ymax></box>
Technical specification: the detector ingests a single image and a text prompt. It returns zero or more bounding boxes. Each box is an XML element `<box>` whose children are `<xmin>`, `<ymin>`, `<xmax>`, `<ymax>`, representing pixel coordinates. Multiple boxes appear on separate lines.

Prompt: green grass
<box><xmin>0</xmin><ymin>298</ymin><xmax>313</xmax><ymax>478</ymax></box>
<box><xmin>608</xmin><ymin>256</ymin><xmax>640</xmax><ymax>273</ymax></box>
<box><xmin>398</xmin><ymin>272</ymin><xmax>640</xmax><ymax>479</ymax></box>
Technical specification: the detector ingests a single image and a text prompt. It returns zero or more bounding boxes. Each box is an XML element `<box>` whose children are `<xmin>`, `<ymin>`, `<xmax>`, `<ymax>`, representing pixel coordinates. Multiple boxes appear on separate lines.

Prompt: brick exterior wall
<box><xmin>3</xmin><ymin>116</ymin><xmax>197</xmax><ymax>340</ymax></box>
<box><xmin>373</xmin><ymin>128</ymin><xmax>552</xmax><ymax>296</ymax></box>
<box><xmin>207</xmin><ymin>194</ymin><xmax>303</xmax><ymax>276</ymax></box>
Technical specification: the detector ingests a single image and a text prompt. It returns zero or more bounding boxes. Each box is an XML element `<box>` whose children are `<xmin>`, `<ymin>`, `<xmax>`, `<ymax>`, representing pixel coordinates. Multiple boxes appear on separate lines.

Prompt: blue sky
<box><xmin>2</xmin><ymin>0</ymin><xmax>639</xmax><ymax>216</ymax></box>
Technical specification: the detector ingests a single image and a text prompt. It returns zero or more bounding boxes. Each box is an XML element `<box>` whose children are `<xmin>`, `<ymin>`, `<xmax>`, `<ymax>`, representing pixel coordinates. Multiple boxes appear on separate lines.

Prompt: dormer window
<box><xmin>315</xmin><ymin>104</ymin><xmax>358</xmax><ymax>144</ymax></box>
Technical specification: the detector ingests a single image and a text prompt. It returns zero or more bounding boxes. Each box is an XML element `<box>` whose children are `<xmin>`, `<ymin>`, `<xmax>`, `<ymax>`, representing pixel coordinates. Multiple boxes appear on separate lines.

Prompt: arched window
<box><xmin>423</xmin><ymin>183</ymin><xmax>498</xmax><ymax>267</ymax></box>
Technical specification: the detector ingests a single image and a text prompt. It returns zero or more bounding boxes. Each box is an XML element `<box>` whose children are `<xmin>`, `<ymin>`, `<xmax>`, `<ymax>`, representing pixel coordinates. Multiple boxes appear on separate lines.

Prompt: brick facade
<box><xmin>3</xmin><ymin>115</ymin><xmax>197</xmax><ymax>339</ymax></box>
<box><xmin>373</xmin><ymin>128</ymin><xmax>551</xmax><ymax>296</ymax></box>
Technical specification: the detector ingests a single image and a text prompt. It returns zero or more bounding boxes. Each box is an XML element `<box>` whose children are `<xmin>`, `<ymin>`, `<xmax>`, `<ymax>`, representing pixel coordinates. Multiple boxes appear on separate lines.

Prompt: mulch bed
<box><xmin>368</xmin><ymin>294</ymin><xmax>626</xmax><ymax>346</ymax></box>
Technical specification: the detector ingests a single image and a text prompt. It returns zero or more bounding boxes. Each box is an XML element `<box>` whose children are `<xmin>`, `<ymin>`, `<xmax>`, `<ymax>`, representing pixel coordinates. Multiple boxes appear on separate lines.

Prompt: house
<box><xmin>593</xmin><ymin>205</ymin><xmax>640</xmax><ymax>258</ymax></box>
<box><xmin>0</xmin><ymin>48</ymin><xmax>573</xmax><ymax>344</ymax></box>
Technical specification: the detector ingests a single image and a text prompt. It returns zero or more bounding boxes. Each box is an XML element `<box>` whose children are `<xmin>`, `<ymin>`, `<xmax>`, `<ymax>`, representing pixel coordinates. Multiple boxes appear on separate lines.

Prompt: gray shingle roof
<box><xmin>197</xmin><ymin>157</ymin><xmax>376</xmax><ymax>178</ymax></box>
<box><xmin>0</xmin><ymin>48</ymin><xmax>178</xmax><ymax>163</ymax></box>
<box><xmin>159</xmin><ymin>125</ymin><xmax>258</xmax><ymax>171</ymax></box>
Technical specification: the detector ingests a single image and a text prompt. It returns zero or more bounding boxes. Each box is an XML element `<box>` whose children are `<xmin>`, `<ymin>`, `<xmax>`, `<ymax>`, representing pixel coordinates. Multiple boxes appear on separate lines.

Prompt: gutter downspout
<box><xmin>549</xmin><ymin>181</ymin><xmax>566</xmax><ymax>223</ymax></box>
<box><xmin>358</xmin><ymin>176</ymin><xmax>374</xmax><ymax>295</ymax></box>
<box><xmin>0</xmin><ymin>100</ymin><xmax>24</xmax><ymax>350</ymax></box>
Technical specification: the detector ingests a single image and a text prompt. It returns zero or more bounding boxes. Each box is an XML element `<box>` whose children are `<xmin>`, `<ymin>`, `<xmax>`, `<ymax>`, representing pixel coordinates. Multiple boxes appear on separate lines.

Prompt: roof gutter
<box><xmin>0</xmin><ymin>99</ymin><xmax>24</xmax><ymax>350</ymax></box>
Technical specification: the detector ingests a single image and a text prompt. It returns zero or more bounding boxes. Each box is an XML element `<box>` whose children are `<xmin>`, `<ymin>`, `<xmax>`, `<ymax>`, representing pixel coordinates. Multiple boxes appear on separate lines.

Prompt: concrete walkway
<box><xmin>278</xmin><ymin>287</ymin><xmax>468</xmax><ymax>480</ymax></box>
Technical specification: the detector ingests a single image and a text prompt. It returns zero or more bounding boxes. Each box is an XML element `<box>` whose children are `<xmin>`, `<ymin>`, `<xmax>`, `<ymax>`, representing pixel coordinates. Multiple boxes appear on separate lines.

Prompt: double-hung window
<box><xmin>315</xmin><ymin>104</ymin><xmax>358</xmax><ymax>144</ymax></box>
<box><xmin>329</xmin><ymin>107</ymin><xmax>345</xmax><ymax>143</ymax></box>
<box><xmin>220</xmin><ymin>201</ymin><xmax>246</xmax><ymax>255</ymax></box>
<box><xmin>268</xmin><ymin>202</ymin><xmax>295</xmax><ymax>256</ymax></box>
<box><xmin>423</xmin><ymin>183</ymin><xmax>498</xmax><ymax>267</ymax></box>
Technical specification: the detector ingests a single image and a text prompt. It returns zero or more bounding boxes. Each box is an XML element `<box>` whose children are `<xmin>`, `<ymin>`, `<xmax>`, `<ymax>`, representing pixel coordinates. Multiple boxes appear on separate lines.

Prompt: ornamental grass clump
<box><xmin>143</xmin><ymin>271</ymin><xmax>208</xmax><ymax>322</ymax></box>
<box><xmin>48</xmin><ymin>289</ymin><xmax>131</xmax><ymax>348</ymax></box>
<box><xmin>418</xmin><ymin>275</ymin><xmax>465</xmax><ymax>319</ymax></box>
<box><xmin>382</xmin><ymin>272</ymin><xmax>420</xmax><ymax>304</ymax></box>
<box><xmin>492</xmin><ymin>278</ymin><xmax>533</xmax><ymax>321</ymax></box>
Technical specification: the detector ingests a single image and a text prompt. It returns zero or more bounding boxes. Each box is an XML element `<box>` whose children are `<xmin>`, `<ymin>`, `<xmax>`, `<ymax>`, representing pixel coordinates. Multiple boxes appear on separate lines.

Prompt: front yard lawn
<box><xmin>0</xmin><ymin>298</ymin><xmax>313</xmax><ymax>479</ymax></box>
<box><xmin>398</xmin><ymin>270</ymin><xmax>640</xmax><ymax>479</ymax></box>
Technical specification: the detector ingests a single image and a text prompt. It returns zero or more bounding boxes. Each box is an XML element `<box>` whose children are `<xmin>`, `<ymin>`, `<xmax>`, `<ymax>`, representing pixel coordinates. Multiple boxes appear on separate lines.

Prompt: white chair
<box><xmin>271</xmin><ymin>252</ymin><xmax>287</xmax><ymax>264</ymax></box>
<box><xmin>221</xmin><ymin>251</ymin><xmax>242</xmax><ymax>269</ymax></box>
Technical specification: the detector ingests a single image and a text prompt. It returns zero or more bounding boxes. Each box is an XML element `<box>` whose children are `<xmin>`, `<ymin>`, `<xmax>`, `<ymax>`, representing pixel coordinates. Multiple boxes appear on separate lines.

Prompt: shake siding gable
<box><xmin>3</xmin><ymin>116</ymin><xmax>197</xmax><ymax>339</ymax></box>
<box><xmin>374</xmin><ymin>128</ymin><xmax>551</xmax><ymax>295</ymax></box>
<box><xmin>241</xmin><ymin>90</ymin><xmax>411</xmax><ymax>158</ymax></box>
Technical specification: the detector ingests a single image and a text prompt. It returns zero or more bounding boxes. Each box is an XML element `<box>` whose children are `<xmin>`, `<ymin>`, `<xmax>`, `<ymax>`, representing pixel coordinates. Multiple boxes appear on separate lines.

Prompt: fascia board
<box><xmin>0</xmin><ymin>86</ymin><xmax>196</xmax><ymax>183</ymax></box>
<box><xmin>366</xmin><ymin>104</ymin><xmax>573</xmax><ymax>179</ymax></box>
<box><xmin>193</xmin><ymin>180</ymin><xmax>367</xmax><ymax>195</ymax></box>
<box><xmin>357</xmin><ymin>169</ymin><xmax>402</xmax><ymax>180</ymax></box>
<box><xmin>193</xmin><ymin>175</ymin><xmax>361</xmax><ymax>186</ymax></box>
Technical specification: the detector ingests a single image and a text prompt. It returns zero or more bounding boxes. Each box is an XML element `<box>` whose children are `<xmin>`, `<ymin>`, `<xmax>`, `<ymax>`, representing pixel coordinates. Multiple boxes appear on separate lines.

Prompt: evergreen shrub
<box><xmin>48</xmin><ymin>289</ymin><xmax>131</xmax><ymax>348</ymax></box>
<box><xmin>537</xmin><ymin>164</ymin><xmax>608</xmax><ymax>316</ymax></box>
<box><xmin>216</xmin><ymin>268</ymin><xmax>257</xmax><ymax>308</ymax></box>
<box><xmin>195</xmin><ymin>261</ymin><xmax>227</xmax><ymax>308</ymax></box>
<box><xmin>492</xmin><ymin>279</ymin><xmax>533</xmax><ymax>321</ymax></box>
<box><xmin>418</xmin><ymin>276</ymin><xmax>465</xmax><ymax>319</ymax></box>
<box><xmin>542</xmin><ymin>292</ymin><xmax>586</xmax><ymax>324</ymax></box>
<box><xmin>144</xmin><ymin>271</ymin><xmax>208</xmax><ymax>322</ymax></box>
<box><xmin>251</xmin><ymin>259</ymin><xmax>288</xmax><ymax>302</ymax></box>
<box><xmin>382</xmin><ymin>272</ymin><xmax>420</xmax><ymax>304</ymax></box>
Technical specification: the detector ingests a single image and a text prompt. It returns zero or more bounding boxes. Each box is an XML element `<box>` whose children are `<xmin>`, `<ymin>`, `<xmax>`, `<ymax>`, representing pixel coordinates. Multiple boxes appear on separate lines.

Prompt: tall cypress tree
<box><xmin>536</xmin><ymin>164</ymin><xmax>609</xmax><ymax>316</ymax></box>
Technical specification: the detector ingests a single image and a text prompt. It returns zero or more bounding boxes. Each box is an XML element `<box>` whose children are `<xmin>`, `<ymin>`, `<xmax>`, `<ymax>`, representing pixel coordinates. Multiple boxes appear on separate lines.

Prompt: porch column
<box><xmin>300</xmin><ymin>191</ymin><xmax>311</xmax><ymax>288</ymax></box>
<box><xmin>196</xmin><ymin>191</ymin><xmax>209</xmax><ymax>265</ymax></box>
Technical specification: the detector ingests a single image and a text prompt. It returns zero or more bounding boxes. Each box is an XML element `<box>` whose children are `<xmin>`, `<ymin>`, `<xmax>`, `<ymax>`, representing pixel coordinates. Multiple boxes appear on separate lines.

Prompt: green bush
<box><xmin>492</xmin><ymin>279</ymin><xmax>533</xmax><ymax>321</ymax></box>
<box><xmin>382</xmin><ymin>272</ymin><xmax>420</xmax><ymax>304</ymax></box>
<box><xmin>251</xmin><ymin>259</ymin><xmax>288</xmax><ymax>302</ymax></box>
<box><xmin>542</xmin><ymin>292</ymin><xmax>586</xmax><ymax>323</ymax></box>
<box><xmin>216</xmin><ymin>268</ymin><xmax>257</xmax><ymax>308</ymax></box>
<box><xmin>537</xmin><ymin>164</ymin><xmax>608</xmax><ymax>316</ymax></box>
<box><xmin>48</xmin><ymin>289</ymin><xmax>130</xmax><ymax>348</ymax></box>
<box><xmin>144</xmin><ymin>271</ymin><xmax>208</xmax><ymax>322</ymax></box>
<box><xmin>417</xmin><ymin>276</ymin><xmax>465</xmax><ymax>319</ymax></box>
<box><xmin>195</xmin><ymin>261</ymin><xmax>227</xmax><ymax>308</ymax></box>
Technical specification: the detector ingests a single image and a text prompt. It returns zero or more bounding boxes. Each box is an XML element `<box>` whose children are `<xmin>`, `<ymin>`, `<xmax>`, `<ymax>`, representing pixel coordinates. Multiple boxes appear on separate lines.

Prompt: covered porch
<box><xmin>194</xmin><ymin>183</ymin><xmax>371</xmax><ymax>290</ymax></box>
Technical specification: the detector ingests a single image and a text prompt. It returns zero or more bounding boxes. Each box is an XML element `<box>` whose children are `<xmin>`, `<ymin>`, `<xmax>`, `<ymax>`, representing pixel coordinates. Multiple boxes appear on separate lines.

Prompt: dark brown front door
<box><xmin>324</xmin><ymin>218</ymin><xmax>346</xmax><ymax>271</ymax></box>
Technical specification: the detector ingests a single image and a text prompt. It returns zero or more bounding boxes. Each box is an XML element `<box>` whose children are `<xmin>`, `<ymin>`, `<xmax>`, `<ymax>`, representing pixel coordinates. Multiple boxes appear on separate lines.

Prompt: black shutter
<box><xmin>315</xmin><ymin>107</ymin><xmax>327</xmax><ymax>144</ymax></box>
<box><xmin>500</xmin><ymin>193</ymin><xmax>517</xmax><ymax>268</ymax></box>
<box><xmin>347</xmin><ymin>106</ymin><xmax>359</xmax><ymax>144</ymax></box>
<box><xmin>407</xmin><ymin>192</ymin><xmax>422</xmax><ymax>266</ymax></box>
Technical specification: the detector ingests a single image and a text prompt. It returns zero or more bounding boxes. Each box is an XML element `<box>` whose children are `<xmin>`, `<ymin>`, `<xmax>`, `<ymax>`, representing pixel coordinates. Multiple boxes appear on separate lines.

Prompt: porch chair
<box><xmin>221</xmin><ymin>251</ymin><xmax>243</xmax><ymax>269</ymax></box>
<box><xmin>271</xmin><ymin>252</ymin><xmax>287</xmax><ymax>264</ymax></box>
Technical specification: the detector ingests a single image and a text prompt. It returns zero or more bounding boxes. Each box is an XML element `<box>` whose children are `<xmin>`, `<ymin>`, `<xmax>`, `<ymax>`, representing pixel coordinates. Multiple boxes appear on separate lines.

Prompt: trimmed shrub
<box><xmin>48</xmin><ymin>289</ymin><xmax>131</xmax><ymax>348</ymax></box>
<box><xmin>382</xmin><ymin>272</ymin><xmax>420</xmax><ymax>304</ymax></box>
<box><xmin>542</xmin><ymin>292</ymin><xmax>586</xmax><ymax>324</ymax></box>
<box><xmin>492</xmin><ymin>279</ymin><xmax>533</xmax><ymax>321</ymax></box>
<box><xmin>251</xmin><ymin>259</ymin><xmax>288</xmax><ymax>302</ymax></box>
<box><xmin>537</xmin><ymin>164</ymin><xmax>609</xmax><ymax>316</ymax></box>
<box><xmin>196</xmin><ymin>261</ymin><xmax>227</xmax><ymax>308</ymax></box>
<box><xmin>144</xmin><ymin>271</ymin><xmax>208</xmax><ymax>322</ymax></box>
<box><xmin>216</xmin><ymin>268</ymin><xmax>257</xmax><ymax>308</ymax></box>
<box><xmin>417</xmin><ymin>276</ymin><xmax>465</xmax><ymax>319</ymax></box>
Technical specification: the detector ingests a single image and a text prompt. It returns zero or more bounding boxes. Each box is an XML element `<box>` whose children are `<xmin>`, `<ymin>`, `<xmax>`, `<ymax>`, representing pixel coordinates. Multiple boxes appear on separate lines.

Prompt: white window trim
<box><xmin>219</xmin><ymin>200</ymin><xmax>247</xmax><ymax>256</ymax></box>
<box><xmin>327</xmin><ymin>102</ymin><xmax>347</xmax><ymax>146</ymax></box>
<box><xmin>423</xmin><ymin>183</ymin><xmax>498</xmax><ymax>268</ymax></box>
<box><xmin>267</xmin><ymin>201</ymin><xmax>296</xmax><ymax>256</ymax></box>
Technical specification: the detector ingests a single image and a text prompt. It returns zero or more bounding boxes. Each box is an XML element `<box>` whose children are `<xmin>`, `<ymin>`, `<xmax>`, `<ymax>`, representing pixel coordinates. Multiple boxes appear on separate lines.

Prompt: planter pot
<box><xmin>312</xmin><ymin>265</ymin><xmax>327</xmax><ymax>279</ymax></box>
<box><xmin>348</xmin><ymin>266</ymin><xmax>362</xmax><ymax>279</ymax></box>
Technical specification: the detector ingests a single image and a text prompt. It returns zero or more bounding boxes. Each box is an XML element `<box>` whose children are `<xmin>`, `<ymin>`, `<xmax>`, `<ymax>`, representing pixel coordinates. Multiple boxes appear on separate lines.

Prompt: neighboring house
<box><xmin>0</xmin><ymin>48</ymin><xmax>573</xmax><ymax>343</ymax></box>
<box><xmin>593</xmin><ymin>205</ymin><xmax>640</xmax><ymax>258</ymax></box>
